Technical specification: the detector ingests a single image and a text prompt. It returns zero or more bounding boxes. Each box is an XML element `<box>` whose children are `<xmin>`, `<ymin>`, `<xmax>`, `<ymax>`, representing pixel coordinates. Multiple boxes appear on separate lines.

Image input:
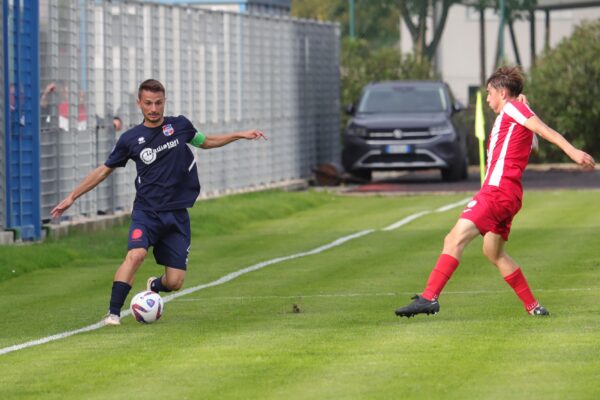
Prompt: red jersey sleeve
<box><xmin>503</xmin><ymin>101</ymin><xmax>535</xmax><ymax>126</ymax></box>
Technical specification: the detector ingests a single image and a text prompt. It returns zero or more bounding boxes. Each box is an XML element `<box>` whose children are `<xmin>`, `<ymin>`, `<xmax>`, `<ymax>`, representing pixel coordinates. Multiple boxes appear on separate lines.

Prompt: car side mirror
<box><xmin>345</xmin><ymin>104</ymin><xmax>355</xmax><ymax>115</ymax></box>
<box><xmin>452</xmin><ymin>101</ymin><xmax>464</xmax><ymax>114</ymax></box>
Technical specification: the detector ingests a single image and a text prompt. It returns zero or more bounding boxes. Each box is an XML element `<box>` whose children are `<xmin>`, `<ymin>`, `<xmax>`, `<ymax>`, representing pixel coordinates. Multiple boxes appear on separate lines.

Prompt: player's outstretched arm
<box><xmin>525</xmin><ymin>116</ymin><xmax>595</xmax><ymax>169</ymax></box>
<box><xmin>51</xmin><ymin>165</ymin><xmax>114</xmax><ymax>219</ymax></box>
<box><xmin>200</xmin><ymin>129</ymin><xmax>267</xmax><ymax>149</ymax></box>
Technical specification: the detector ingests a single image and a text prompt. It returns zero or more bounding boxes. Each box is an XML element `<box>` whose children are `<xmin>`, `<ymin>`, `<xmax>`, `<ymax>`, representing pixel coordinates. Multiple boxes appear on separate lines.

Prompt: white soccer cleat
<box><xmin>103</xmin><ymin>313</ymin><xmax>121</xmax><ymax>326</ymax></box>
<box><xmin>147</xmin><ymin>276</ymin><xmax>158</xmax><ymax>292</ymax></box>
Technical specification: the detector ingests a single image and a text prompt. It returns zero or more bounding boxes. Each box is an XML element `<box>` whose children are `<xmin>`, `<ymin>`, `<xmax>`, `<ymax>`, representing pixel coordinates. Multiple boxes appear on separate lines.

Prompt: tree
<box><xmin>291</xmin><ymin>0</ymin><xmax>400</xmax><ymax>48</ymax></box>
<box><xmin>290</xmin><ymin>0</ymin><xmax>341</xmax><ymax>22</ymax></box>
<box><xmin>291</xmin><ymin>0</ymin><xmax>437</xmax><ymax>129</ymax></box>
<box><xmin>527</xmin><ymin>19</ymin><xmax>600</xmax><ymax>162</ymax></box>
<box><xmin>398</xmin><ymin>0</ymin><xmax>461</xmax><ymax>63</ymax></box>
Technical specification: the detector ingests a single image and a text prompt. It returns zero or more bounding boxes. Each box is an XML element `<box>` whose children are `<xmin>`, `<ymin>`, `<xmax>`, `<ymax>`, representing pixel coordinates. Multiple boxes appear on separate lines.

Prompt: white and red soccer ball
<box><xmin>130</xmin><ymin>291</ymin><xmax>163</xmax><ymax>323</ymax></box>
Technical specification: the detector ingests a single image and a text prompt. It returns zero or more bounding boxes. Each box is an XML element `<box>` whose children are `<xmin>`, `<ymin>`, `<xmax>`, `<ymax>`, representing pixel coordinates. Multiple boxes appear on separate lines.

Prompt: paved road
<box><xmin>345</xmin><ymin>166</ymin><xmax>600</xmax><ymax>194</ymax></box>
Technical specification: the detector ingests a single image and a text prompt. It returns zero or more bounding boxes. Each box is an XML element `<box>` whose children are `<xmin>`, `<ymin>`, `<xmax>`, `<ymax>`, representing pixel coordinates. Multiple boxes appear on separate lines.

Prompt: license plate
<box><xmin>384</xmin><ymin>144</ymin><xmax>412</xmax><ymax>154</ymax></box>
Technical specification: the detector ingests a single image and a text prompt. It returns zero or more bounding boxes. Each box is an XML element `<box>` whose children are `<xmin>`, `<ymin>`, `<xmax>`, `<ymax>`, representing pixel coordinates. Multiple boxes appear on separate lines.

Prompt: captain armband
<box><xmin>190</xmin><ymin>131</ymin><xmax>206</xmax><ymax>147</ymax></box>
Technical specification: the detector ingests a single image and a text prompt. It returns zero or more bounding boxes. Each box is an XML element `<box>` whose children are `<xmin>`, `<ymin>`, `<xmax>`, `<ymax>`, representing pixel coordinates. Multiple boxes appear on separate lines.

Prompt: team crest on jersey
<box><xmin>162</xmin><ymin>124</ymin><xmax>175</xmax><ymax>137</ymax></box>
<box><xmin>131</xmin><ymin>228</ymin><xmax>143</xmax><ymax>240</ymax></box>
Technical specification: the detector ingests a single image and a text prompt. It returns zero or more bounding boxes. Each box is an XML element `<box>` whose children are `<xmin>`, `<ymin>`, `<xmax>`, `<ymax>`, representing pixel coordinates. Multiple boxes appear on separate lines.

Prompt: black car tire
<box><xmin>441</xmin><ymin>158</ymin><xmax>468</xmax><ymax>182</ymax></box>
<box><xmin>352</xmin><ymin>169</ymin><xmax>372</xmax><ymax>182</ymax></box>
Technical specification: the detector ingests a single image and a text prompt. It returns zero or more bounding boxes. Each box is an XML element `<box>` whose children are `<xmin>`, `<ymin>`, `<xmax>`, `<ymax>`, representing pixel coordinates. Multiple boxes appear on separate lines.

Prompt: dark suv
<box><xmin>342</xmin><ymin>80</ymin><xmax>468</xmax><ymax>181</ymax></box>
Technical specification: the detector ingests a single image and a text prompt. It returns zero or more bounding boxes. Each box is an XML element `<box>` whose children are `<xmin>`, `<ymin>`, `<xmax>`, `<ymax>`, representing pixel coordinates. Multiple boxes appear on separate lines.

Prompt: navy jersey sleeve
<box><xmin>178</xmin><ymin>115</ymin><xmax>198</xmax><ymax>143</ymax></box>
<box><xmin>104</xmin><ymin>135</ymin><xmax>130</xmax><ymax>168</ymax></box>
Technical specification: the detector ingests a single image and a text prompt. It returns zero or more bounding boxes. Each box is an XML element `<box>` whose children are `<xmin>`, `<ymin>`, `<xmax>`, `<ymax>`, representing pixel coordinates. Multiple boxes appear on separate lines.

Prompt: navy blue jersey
<box><xmin>105</xmin><ymin>115</ymin><xmax>200</xmax><ymax>211</ymax></box>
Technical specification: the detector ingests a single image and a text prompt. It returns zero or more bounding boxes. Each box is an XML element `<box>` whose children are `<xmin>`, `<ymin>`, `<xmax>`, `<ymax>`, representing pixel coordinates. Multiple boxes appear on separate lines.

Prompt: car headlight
<box><xmin>347</xmin><ymin>125</ymin><xmax>368</xmax><ymax>137</ymax></box>
<box><xmin>429</xmin><ymin>122</ymin><xmax>454</xmax><ymax>135</ymax></box>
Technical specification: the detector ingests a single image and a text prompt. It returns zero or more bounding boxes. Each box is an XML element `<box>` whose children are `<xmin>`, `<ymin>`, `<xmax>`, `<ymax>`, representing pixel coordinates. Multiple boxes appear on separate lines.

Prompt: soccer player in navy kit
<box><xmin>51</xmin><ymin>79</ymin><xmax>266</xmax><ymax>325</ymax></box>
<box><xmin>394</xmin><ymin>66</ymin><xmax>595</xmax><ymax>318</ymax></box>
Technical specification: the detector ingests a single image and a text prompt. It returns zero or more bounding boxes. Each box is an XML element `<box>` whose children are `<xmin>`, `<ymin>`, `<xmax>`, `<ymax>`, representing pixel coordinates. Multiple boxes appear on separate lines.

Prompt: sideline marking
<box><xmin>0</xmin><ymin>322</ymin><xmax>107</xmax><ymax>356</ymax></box>
<box><xmin>0</xmin><ymin>229</ymin><xmax>373</xmax><ymax>356</ymax></box>
<box><xmin>0</xmin><ymin>197</ymin><xmax>470</xmax><ymax>356</ymax></box>
<box><xmin>435</xmin><ymin>197</ymin><xmax>471</xmax><ymax>213</ymax></box>
<box><xmin>382</xmin><ymin>211</ymin><xmax>431</xmax><ymax>231</ymax></box>
<box><xmin>161</xmin><ymin>229</ymin><xmax>375</xmax><ymax>303</ymax></box>
<box><xmin>382</xmin><ymin>197</ymin><xmax>470</xmax><ymax>231</ymax></box>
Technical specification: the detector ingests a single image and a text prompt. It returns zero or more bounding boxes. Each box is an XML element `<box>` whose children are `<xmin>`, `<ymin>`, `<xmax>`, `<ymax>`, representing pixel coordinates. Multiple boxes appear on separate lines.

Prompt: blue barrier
<box><xmin>3</xmin><ymin>0</ymin><xmax>41</xmax><ymax>240</ymax></box>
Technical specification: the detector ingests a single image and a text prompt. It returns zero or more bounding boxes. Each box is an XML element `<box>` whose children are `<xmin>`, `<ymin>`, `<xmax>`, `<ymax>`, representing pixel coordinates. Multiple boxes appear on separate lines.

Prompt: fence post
<box><xmin>3</xmin><ymin>0</ymin><xmax>41</xmax><ymax>240</ymax></box>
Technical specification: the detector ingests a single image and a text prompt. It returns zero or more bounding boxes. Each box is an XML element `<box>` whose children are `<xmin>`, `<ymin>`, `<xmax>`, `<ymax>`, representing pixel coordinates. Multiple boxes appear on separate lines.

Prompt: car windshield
<box><xmin>357</xmin><ymin>86</ymin><xmax>448</xmax><ymax>113</ymax></box>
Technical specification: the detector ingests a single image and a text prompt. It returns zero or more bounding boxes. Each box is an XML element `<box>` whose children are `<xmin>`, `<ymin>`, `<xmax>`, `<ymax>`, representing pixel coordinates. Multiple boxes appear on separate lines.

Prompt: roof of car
<box><xmin>366</xmin><ymin>80</ymin><xmax>447</xmax><ymax>89</ymax></box>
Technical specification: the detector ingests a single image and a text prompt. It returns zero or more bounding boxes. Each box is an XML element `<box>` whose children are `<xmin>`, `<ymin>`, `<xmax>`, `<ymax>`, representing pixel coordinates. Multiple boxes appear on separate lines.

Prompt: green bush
<box><xmin>527</xmin><ymin>19</ymin><xmax>600</xmax><ymax>162</ymax></box>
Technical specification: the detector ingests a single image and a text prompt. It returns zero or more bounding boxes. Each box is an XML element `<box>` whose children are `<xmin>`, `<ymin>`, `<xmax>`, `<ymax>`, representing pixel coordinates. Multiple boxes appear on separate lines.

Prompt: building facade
<box><xmin>400</xmin><ymin>2</ymin><xmax>600</xmax><ymax>104</ymax></box>
<box><xmin>151</xmin><ymin>0</ymin><xmax>291</xmax><ymax>16</ymax></box>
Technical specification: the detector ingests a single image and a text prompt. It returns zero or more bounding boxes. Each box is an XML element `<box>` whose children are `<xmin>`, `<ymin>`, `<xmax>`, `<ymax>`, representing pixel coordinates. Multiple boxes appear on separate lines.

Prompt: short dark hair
<box><xmin>138</xmin><ymin>79</ymin><xmax>165</xmax><ymax>99</ymax></box>
<box><xmin>486</xmin><ymin>66</ymin><xmax>524</xmax><ymax>97</ymax></box>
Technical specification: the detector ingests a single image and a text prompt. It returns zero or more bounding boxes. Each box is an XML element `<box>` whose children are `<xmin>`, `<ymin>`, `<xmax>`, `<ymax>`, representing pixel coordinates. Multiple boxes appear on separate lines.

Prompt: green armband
<box><xmin>190</xmin><ymin>131</ymin><xmax>206</xmax><ymax>147</ymax></box>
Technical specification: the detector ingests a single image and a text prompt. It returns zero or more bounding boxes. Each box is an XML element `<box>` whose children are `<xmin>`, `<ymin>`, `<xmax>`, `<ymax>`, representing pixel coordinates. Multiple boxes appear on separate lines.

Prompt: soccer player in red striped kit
<box><xmin>395</xmin><ymin>66</ymin><xmax>595</xmax><ymax>318</ymax></box>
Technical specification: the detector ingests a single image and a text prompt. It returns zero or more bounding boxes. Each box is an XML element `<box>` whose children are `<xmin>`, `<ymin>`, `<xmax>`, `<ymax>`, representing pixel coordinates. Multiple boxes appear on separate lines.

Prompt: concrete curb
<box><xmin>44</xmin><ymin>211</ymin><xmax>132</xmax><ymax>241</ymax></box>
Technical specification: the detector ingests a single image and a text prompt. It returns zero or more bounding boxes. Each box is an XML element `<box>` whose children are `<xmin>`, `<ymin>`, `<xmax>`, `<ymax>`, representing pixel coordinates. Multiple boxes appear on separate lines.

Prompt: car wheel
<box><xmin>441</xmin><ymin>158</ymin><xmax>468</xmax><ymax>182</ymax></box>
<box><xmin>352</xmin><ymin>169</ymin><xmax>372</xmax><ymax>182</ymax></box>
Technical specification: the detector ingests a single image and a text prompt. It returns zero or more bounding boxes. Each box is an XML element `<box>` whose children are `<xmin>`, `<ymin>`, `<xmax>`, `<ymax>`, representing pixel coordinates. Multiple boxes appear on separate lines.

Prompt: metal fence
<box><xmin>31</xmin><ymin>1</ymin><xmax>340</xmax><ymax>224</ymax></box>
<box><xmin>0</xmin><ymin>2</ymin><xmax>5</xmax><ymax>230</ymax></box>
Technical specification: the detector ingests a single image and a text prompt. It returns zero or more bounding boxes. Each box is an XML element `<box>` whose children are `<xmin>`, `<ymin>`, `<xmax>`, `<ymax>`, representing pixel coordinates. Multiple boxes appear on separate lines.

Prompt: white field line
<box><xmin>382</xmin><ymin>197</ymin><xmax>470</xmax><ymax>231</ymax></box>
<box><xmin>0</xmin><ymin>229</ymin><xmax>373</xmax><ymax>356</ymax></box>
<box><xmin>435</xmin><ymin>197</ymin><xmax>471</xmax><ymax>213</ymax></box>
<box><xmin>172</xmin><ymin>286</ymin><xmax>600</xmax><ymax>302</ymax></box>
<box><xmin>0</xmin><ymin>197</ymin><xmax>470</xmax><ymax>356</ymax></box>
<box><xmin>382</xmin><ymin>211</ymin><xmax>431</xmax><ymax>231</ymax></box>
<box><xmin>161</xmin><ymin>229</ymin><xmax>375</xmax><ymax>303</ymax></box>
<box><xmin>0</xmin><ymin>322</ymin><xmax>107</xmax><ymax>356</ymax></box>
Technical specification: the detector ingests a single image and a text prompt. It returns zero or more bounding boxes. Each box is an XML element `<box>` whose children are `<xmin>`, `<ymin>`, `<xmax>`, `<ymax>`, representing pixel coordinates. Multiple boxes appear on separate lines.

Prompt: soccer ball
<box><xmin>130</xmin><ymin>291</ymin><xmax>163</xmax><ymax>323</ymax></box>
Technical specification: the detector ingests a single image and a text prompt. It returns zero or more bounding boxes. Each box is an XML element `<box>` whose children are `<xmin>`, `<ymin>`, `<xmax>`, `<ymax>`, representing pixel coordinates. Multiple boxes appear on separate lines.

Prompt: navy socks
<box><xmin>150</xmin><ymin>276</ymin><xmax>172</xmax><ymax>293</ymax></box>
<box><xmin>109</xmin><ymin>281</ymin><xmax>132</xmax><ymax>315</ymax></box>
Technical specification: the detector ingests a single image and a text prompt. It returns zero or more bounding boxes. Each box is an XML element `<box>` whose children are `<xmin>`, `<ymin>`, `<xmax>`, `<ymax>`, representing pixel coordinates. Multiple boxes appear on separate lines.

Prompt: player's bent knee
<box><xmin>166</xmin><ymin>280</ymin><xmax>183</xmax><ymax>291</ymax></box>
<box><xmin>125</xmin><ymin>249</ymin><xmax>147</xmax><ymax>266</ymax></box>
<box><xmin>482</xmin><ymin>246</ymin><xmax>500</xmax><ymax>264</ymax></box>
<box><xmin>164</xmin><ymin>276</ymin><xmax>184</xmax><ymax>291</ymax></box>
<box><xmin>482</xmin><ymin>247</ymin><xmax>493</xmax><ymax>261</ymax></box>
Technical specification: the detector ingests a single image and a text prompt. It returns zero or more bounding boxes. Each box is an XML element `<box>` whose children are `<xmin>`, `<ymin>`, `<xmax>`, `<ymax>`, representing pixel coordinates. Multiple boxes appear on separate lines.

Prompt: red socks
<box><xmin>422</xmin><ymin>254</ymin><xmax>460</xmax><ymax>301</ymax></box>
<box><xmin>504</xmin><ymin>268</ymin><xmax>538</xmax><ymax>311</ymax></box>
<box><xmin>421</xmin><ymin>255</ymin><xmax>538</xmax><ymax>311</ymax></box>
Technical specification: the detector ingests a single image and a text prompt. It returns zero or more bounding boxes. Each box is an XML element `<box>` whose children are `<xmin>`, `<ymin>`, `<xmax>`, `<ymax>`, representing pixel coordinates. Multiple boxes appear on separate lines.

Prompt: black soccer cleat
<box><xmin>529</xmin><ymin>305</ymin><xmax>550</xmax><ymax>316</ymax></box>
<box><xmin>395</xmin><ymin>295</ymin><xmax>440</xmax><ymax>318</ymax></box>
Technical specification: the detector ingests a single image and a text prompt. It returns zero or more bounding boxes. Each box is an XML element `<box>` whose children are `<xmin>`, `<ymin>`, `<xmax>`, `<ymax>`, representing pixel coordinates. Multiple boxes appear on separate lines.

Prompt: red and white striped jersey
<box><xmin>482</xmin><ymin>100</ymin><xmax>535</xmax><ymax>201</ymax></box>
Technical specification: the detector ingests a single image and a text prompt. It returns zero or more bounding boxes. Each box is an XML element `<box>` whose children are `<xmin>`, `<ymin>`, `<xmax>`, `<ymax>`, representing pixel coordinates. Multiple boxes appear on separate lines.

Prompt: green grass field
<box><xmin>1</xmin><ymin>189</ymin><xmax>599</xmax><ymax>399</ymax></box>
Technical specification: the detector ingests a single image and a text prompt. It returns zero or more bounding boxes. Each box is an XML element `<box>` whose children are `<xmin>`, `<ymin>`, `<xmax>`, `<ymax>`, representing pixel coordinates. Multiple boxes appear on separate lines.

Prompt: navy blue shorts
<box><xmin>127</xmin><ymin>209</ymin><xmax>191</xmax><ymax>270</ymax></box>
